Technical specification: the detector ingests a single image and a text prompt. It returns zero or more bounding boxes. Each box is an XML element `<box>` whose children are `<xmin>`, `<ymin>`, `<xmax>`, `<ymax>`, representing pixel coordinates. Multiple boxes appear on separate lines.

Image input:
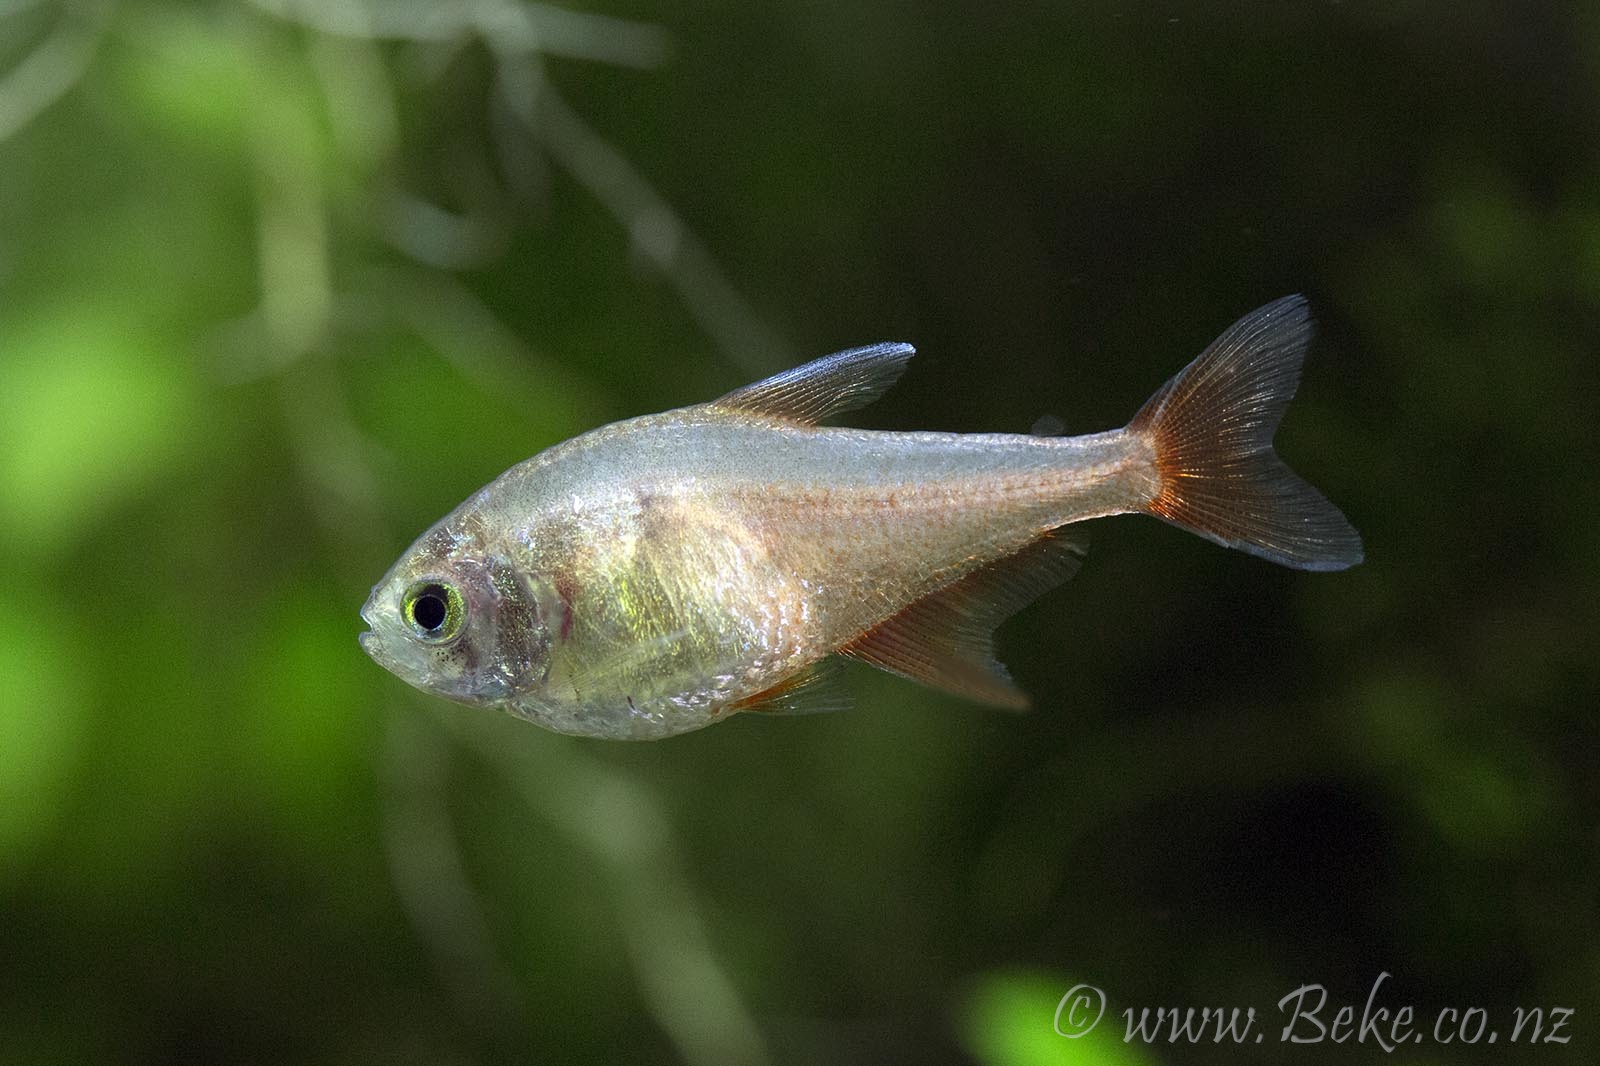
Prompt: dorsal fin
<box><xmin>840</xmin><ymin>531</ymin><xmax>1089</xmax><ymax>709</ymax></box>
<box><xmin>708</xmin><ymin>342</ymin><xmax>915</xmax><ymax>425</ymax></box>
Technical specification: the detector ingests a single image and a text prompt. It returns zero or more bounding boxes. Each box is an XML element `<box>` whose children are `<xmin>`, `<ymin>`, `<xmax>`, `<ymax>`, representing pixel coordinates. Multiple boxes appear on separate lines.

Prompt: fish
<box><xmin>359</xmin><ymin>295</ymin><xmax>1361</xmax><ymax>740</ymax></box>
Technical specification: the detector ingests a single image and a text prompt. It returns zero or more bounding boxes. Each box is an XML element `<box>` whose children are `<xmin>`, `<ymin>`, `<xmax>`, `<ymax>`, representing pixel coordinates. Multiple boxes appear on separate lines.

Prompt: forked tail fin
<box><xmin>1127</xmin><ymin>295</ymin><xmax>1363</xmax><ymax>571</ymax></box>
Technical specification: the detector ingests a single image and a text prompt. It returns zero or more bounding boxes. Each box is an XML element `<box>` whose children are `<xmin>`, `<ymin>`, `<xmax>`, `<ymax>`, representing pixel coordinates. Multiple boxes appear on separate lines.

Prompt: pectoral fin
<box><xmin>840</xmin><ymin>532</ymin><xmax>1089</xmax><ymax>709</ymax></box>
<box><xmin>708</xmin><ymin>342</ymin><xmax>915</xmax><ymax>425</ymax></box>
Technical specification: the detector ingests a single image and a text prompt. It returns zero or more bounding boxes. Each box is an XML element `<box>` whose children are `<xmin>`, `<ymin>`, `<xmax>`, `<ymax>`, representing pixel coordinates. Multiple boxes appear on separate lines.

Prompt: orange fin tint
<box><xmin>708</xmin><ymin>342</ymin><xmax>915</xmax><ymax>425</ymax></box>
<box><xmin>732</xmin><ymin>660</ymin><xmax>851</xmax><ymax>716</ymax></box>
<box><xmin>1127</xmin><ymin>295</ymin><xmax>1363</xmax><ymax>571</ymax></box>
<box><xmin>840</xmin><ymin>532</ymin><xmax>1089</xmax><ymax>709</ymax></box>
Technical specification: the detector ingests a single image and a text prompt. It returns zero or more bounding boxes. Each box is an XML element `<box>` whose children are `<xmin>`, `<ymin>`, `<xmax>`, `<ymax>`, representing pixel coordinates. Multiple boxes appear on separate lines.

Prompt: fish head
<box><xmin>359</xmin><ymin>516</ymin><xmax>552</xmax><ymax>707</ymax></box>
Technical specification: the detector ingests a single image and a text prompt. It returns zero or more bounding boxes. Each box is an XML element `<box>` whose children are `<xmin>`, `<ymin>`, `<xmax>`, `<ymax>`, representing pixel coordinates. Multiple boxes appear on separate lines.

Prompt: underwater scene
<box><xmin>0</xmin><ymin>2</ymin><xmax>1593</xmax><ymax>1064</ymax></box>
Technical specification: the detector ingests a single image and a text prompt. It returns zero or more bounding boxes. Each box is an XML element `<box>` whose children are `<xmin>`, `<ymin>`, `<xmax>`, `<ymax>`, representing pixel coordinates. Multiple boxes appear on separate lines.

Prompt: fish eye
<box><xmin>402</xmin><ymin>581</ymin><xmax>465</xmax><ymax>643</ymax></box>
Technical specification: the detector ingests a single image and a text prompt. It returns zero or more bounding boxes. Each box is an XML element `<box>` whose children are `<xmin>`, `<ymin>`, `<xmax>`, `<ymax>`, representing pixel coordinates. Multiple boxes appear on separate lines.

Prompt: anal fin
<box><xmin>731</xmin><ymin>659</ymin><xmax>851</xmax><ymax>716</ymax></box>
<box><xmin>840</xmin><ymin>531</ymin><xmax>1089</xmax><ymax>709</ymax></box>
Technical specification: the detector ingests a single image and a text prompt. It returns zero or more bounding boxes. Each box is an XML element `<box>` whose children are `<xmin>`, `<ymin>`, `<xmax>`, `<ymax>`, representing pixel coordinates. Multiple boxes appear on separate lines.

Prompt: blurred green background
<box><xmin>0</xmin><ymin>1</ymin><xmax>1595</xmax><ymax>1064</ymax></box>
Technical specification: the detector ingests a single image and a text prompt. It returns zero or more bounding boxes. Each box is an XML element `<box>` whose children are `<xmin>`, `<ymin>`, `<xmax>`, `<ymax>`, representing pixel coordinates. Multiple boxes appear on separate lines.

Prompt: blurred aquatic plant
<box><xmin>0</xmin><ymin>0</ymin><xmax>110</xmax><ymax>142</ymax></box>
<box><xmin>0</xmin><ymin>1</ymin><xmax>787</xmax><ymax>1061</ymax></box>
<box><xmin>1</xmin><ymin>2</ymin><xmax>1596</xmax><ymax>1063</ymax></box>
<box><xmin>223</xmin><ymin>3</ymin><xmax>783</xmax><ymax>1061</ymax></box>
<box><xmin>961</xmin><ymin>971</ymin><xmax>1157</xmax><ymax>1066</ymax></box>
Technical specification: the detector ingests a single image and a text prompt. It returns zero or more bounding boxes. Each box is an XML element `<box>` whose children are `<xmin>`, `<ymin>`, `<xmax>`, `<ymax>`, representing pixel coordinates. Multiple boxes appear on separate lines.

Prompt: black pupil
<box><xmin>413</xmin><ymin>591</ymin><xmax>448</xmax><ymax>632</ymax></box>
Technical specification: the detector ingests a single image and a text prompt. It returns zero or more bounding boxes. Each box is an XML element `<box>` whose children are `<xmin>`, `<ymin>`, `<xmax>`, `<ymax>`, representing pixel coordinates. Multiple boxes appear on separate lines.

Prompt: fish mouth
<box><xmin>358</xmin><ymin>597</ymin><xmax>380</xmax><ymax>656</ymax></box>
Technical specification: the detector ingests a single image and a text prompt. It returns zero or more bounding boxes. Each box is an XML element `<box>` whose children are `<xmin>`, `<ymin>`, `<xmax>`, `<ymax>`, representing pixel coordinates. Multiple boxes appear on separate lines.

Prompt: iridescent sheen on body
<box><xmin>360</xmin><ymin>298</ymin><xmax>1361</xmax><ymax>739</ymax></box>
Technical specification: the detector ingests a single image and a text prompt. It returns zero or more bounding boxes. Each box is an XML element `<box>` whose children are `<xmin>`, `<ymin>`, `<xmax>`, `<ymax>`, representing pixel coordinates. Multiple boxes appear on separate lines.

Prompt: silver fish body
<box><xmin>360</xmin><ymin>297</ymin><xmax>1361</xmax><ymax>739</ymax></box>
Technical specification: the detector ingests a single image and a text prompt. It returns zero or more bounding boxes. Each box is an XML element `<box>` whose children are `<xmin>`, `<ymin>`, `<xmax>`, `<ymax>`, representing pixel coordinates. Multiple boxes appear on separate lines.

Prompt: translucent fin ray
<box><xmin>733</xmin><ymin>659</ymin><xmax>851</xmax><ymax>716</ymax></box>
<box><xmin>840</xmin><ymin>531</ymin><xmax>1089</xmax><ymax>709</ymax></box>
<box><xmin>708</xmin><ymin>342</ymin><xmax>915</xmax><ymax>425</ymax></box>
<box><xmin>1127</xmin><ymin>295</ymin><xmax>1363</xmax><ymax>571</ymax></box>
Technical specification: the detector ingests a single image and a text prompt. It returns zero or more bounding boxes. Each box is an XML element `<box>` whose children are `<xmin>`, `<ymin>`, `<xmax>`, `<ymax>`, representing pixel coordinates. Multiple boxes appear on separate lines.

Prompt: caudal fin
<box><xmin>1127</xmin><ymin>295</ymin><xmax>1363</xmax><ymax>571</ymax></box>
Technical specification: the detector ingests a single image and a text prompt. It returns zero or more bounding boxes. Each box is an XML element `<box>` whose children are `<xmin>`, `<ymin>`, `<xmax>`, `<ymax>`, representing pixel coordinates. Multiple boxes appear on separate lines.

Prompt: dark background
<box><xmin>0</xmin><ymin>1</ymin><xmax>1593</xmax><ymax>1064</ymax></box>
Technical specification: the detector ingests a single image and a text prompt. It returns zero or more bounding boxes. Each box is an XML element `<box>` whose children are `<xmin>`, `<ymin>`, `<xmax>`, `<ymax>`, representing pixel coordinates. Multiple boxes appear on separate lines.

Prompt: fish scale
<box><xmin>360</xmin><ymin>296</ymin><xmax>1361</xmax><ymax>739</ymax></box>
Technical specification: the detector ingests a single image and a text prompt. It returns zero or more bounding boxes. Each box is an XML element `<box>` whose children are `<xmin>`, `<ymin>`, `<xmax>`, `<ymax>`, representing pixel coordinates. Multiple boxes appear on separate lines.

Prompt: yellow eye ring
<box><xmin>402</xmin><ymin>581</ymin><xmax>465</xmax><ymax>643</ymax></box>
